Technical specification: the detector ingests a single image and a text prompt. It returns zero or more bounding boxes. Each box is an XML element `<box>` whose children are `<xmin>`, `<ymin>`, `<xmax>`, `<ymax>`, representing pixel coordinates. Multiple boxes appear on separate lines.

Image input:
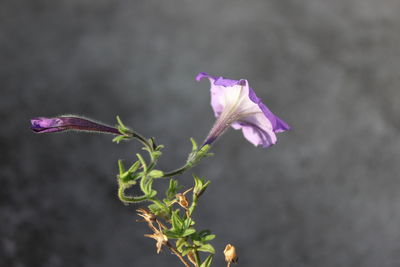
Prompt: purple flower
<box><xmin>196</xmin><ymin>72</ymin><xmax>290</xmax><ymax>148</ymax></box>
<box><xmin>30</xmin><ymin>116</ymin><xmax>121</xmax><ymax>135</ymax></box>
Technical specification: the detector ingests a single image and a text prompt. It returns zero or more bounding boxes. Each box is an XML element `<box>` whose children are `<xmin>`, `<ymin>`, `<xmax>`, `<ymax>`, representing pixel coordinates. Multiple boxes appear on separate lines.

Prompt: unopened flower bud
<box><xmin>224</xmin><ymin>244</ymin><xmax>238</xmax><ymax>264</ymax></box>
<box><xmin>31</xmin><ymin>116</ymin><xmax>121</xmax><ymax>135</ymax></box>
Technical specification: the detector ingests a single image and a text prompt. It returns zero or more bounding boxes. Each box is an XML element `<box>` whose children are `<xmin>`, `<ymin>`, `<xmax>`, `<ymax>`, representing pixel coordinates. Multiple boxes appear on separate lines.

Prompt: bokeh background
<box><xmin>2</xmin><ymin>0</ymin><xmax>400</xmax><ymax>266</ymax></box>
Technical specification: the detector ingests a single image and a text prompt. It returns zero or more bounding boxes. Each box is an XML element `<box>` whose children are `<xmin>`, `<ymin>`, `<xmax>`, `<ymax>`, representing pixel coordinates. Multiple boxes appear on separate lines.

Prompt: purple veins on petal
<box><xmin>197</xmin><ymin>72</ymin><xmax>290</xmax><ymax>148</ymax></box>
<box><xmin>30</xmin><ymin>116</ymin><xmax>121</xmax><ymax>135</ymax></box>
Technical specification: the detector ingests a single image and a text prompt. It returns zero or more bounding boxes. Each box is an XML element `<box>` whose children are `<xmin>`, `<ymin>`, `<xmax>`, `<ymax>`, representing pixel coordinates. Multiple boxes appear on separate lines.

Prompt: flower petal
<box><xmin>30</xmin><ymin>117</ymin><xmax>65</xmax><ymax>133</ymax></box>
<box><xmin>248</xmin><ymin>88</ymin><xmax>290</xmax><ymax>133</ymax></box>
<box><xmin>30</xmin><ymin>116</ymin><xmax>121</xmax><ymax>135</ymax></box>
<box><xmin>235</xmin><ymin>113</ymin><xmax>277</xmax><ymax>148</ymax></box>
<box><xmin>197</xmin><ymin>72</ymin><xmax>290</xmax><ymax>148</ymax></box>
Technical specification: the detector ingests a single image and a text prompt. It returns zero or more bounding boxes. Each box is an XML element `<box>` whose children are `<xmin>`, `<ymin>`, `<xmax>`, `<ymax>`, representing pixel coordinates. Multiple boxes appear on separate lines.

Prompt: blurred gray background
<box><xmin>1</xmin><ymin>0</ymin><xmax>400</xmax><ymax>266</ymax></box>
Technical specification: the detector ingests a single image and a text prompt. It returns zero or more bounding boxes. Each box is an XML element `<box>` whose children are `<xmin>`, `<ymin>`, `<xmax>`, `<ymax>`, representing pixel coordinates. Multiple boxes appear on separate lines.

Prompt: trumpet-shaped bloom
<box><xmin>196</xmin><ymin>72</ymin><xmax>290</xmax><ymax>148</ymax></box>
<box><xmin>30</xmin><ymin>116</ymin><xmax>121</xmax><ymax>135</ymax></box>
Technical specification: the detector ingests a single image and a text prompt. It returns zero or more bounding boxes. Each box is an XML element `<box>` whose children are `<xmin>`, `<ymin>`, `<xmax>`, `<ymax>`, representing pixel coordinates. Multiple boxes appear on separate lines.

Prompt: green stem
<box><xmin>126</xmin><ymin>130</ymin><xmax>153</xmax><ymax>150</ymax></box>
<box><xmin>188</xmin><ymin>195</ymin><xmax>198</xmax><ymax>216</ymax></box>
<box><xmin>150</xmin><ymin>198</ymin><xmax>164</xmax><ymax>207</ymax></box>
<box><xmin>162</xmin><ymin>164</ymin><xmax>191</xmax><ymax>177</ymax></box>
<box><xmin>194</xmin><ymin>250</ymin><xmax>201</xmax><ymax>267</ymax></box>
<box><xmin>118</xmin><ymin>185</ymin><xmax>148</xmax><ymax>203</ymax></box>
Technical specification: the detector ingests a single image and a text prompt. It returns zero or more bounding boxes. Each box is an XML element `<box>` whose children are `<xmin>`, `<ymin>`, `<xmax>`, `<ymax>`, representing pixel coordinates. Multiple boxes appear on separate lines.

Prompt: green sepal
<box><xmin>113</xmin><ymin>135</ymin><xmax>127</xmax><ymax>144</ymax></box>
<box><xmin>118</xmin><ymin>159</ymin><xmax>125</xmax><ymax>176</ymax></box>
<box><xmin>193</xmin><ymin>175</ymin><xmax>210</xmax><ymax>198</ymax></box>
<box><xmin>190</xmin><ymin>137</ymin><xmax>198</xmax><ymax>152</ymax></box>
<box><xmin>118</xmin><ymin>161</ymin><xmax>141</xmax><ymax>183</ymax></box>
<box><xmin>113</xmin><ymin>116</ymin><xmax>133</xmax><ymax>141</ymax></box>
<box><xmin>185</xmin><ymin>139</ymin><xmax>213</xmax><ymax>168</ymax></box>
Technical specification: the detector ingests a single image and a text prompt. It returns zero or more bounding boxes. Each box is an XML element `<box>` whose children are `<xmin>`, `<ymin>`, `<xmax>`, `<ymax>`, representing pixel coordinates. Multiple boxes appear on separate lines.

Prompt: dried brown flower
<box><xmin>224</xmin><ymin>244</ymin><xmax>238</xmax><ymax>265</ymax></box>
<box><xmin>144</xmin><ymin>221</ymin><xmax>168</xmax><ymax>254</ymax></box>
<box><xmin>174</xmin><ymin>188</ymin><xmax>193</xmax><ymax>209</ymax></box>
<box><xmin>136</xmin><ymin>208</ymin><xmax>157</xmax><ymax>230</ymax></box>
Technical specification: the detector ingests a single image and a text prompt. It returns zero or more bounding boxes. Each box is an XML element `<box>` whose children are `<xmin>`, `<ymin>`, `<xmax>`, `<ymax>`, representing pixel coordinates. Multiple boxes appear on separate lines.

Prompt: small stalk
<box><xmin>166</xmin><ymin>242</ymin><xmax>191</xmax><ymax>267</ymax></box>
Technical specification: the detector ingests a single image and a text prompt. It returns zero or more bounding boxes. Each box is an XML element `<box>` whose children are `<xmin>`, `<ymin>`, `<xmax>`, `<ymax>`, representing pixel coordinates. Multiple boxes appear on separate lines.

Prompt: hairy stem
<box><xmin>162</xmin><ymin>164</ymin><xmax>190</xmax><ymax>177</ymax></box>
<box><xmin>118</xmin><ymin>185</ymin><xmax>147</xmax><ymax>203</ymax></box>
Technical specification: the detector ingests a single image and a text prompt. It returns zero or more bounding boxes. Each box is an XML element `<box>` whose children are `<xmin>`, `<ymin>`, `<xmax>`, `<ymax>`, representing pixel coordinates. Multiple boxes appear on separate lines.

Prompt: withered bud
<box><xmin>136</xmin><ymin>208</ymin><xmax>157</xmax><ymax>231</ymax></box>
<box><xmin>224</xmin><ymin>244</ymin><xmax>238</xmax><ymax>264</ymax></box>
<box><xmin>176</xmin><ymin>193</ymin><xmax>190</xmax><ymax>208</ymax></box>
<box><xmin>175</xmin><ymin>188</ymin><xmax>193</xmax><ymax>209</ymax></box>
<box><xmin>136</xmin><ymin>208</ymin><xmax>156</xmax><ymax>223</ymax></box>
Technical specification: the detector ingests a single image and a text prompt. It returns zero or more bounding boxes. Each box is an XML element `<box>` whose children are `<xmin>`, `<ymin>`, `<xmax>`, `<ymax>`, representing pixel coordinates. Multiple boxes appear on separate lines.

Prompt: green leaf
<box><xmin>198</xmin><ymin>244</ymin><xmax>215</xmax><ymax>254</ymax></box>
<box><xmin>171</xmin><ymin>210</ymin><xmax>183</xmax><ymax>231</ymax></box>
<box><xmin>193</xmin><ymin>240</ymin><xmax>203</xmax><ymax>246</ymax></box>
<box><xmin>128</xmin><ymin>161</ymin><xmax>141</xmax><ymax>173</ymax></box>
<box><xmin>198</xmin><ymin>230</ymin><xmax>211</xmax><ymax>236</ymax></box>
<box><xmin>202</xmin><ymin>234</ymin><xmax>216</xmax><ymax>242</ymax></box>
<box><xmin>184</xmin><ymin>217</ymin><xmax>194</xmax><ymax>229</ymax></box>
<box><xmin>143</xmin><ymin>178</ymin><xmax>156</xmax><ymax>197</ymax></box>
<box><xmin>148</xmin><ymin>203</ymin><xmax>161</xmax><ymax>214</ymax></box>
<box><xmin>164</xmin><ymin>230</ymin><xmax>182</xmax><ymax>239</ymax></box>
<box><xmin>166</xmin><ymin>179</ymin><xmax>179</xmax><ymax>199</ymax></box>
<box><xmin>147</xmin><ymin>190</ymin><xmax>157</xmax><ymax>199</ymax></box>
<box><xmin>182</xmin><ymin>228</ymin><xmax>196</xmax><ymax>237</ymax></box>
<box><xmin>176</xmin><ymin>238</ymin><xmax>187</xmax><ymax>253</ymax></box>
<box><xmin>148</xmin><ymin>170</ymin><xmax>164</xmax><ymax>178</ymax></box>
<box><xmin>190</xmin><ymin>231</ymin><xmax>201</xmax><ymax>241</ymax></box>
<box><xmin>200</xmin><ymin>255</ymin><xmax>214</xmax><ymax>267</ymax></box>
<box><xmin>181</xmin><ymin>247</ymin><xmax>191</xmax><ymax>257</ymax></box>
<box><xmin>156</xmin><ymin>144</ymin><xmax>164</xmax><ymax>150</ymax></box>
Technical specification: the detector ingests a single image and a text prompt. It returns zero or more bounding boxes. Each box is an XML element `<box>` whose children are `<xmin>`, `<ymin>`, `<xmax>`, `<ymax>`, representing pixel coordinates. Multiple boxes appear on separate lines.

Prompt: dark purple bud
<box><xmin>30</xmin><ymin>116</ymin><xmax>121</xmax><ymax>135</ymax></box>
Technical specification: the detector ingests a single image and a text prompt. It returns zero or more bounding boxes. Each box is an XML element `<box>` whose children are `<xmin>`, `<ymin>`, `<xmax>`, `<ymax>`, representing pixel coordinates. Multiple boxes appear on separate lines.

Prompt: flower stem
<box><xmin>128</xmin><ymin>130</ymin><xmax>152</xmax><ymax>149</ymax></box>
<box><xmin>118</xmin><ymin>185</ymin><xmax>147</xmax><ymax>203</ymax></box>
<box><xmin>166</xmin><ymin>241</ymin><xmax>191</xmax><ymax>267</ymax></box>
<box><xmin>162</xmin><ymin>164</ymin><xmax>190</xmax><ymax>177</ymax></box>
<box><xmin>194</xmin><ymin>250</ymin><xmax>201</xmax><ymax>267</ymax></box>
